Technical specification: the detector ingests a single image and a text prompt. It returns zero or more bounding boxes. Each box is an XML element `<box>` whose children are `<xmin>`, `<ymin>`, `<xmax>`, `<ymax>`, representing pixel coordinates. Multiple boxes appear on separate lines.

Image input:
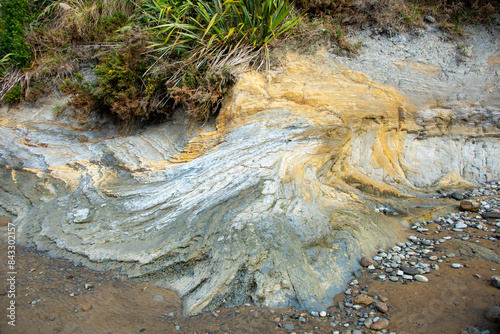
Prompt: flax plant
<box><xmin>144</xmin><ymin>0</ymin><xmax>300</xmax><ymax>85</ymax></box>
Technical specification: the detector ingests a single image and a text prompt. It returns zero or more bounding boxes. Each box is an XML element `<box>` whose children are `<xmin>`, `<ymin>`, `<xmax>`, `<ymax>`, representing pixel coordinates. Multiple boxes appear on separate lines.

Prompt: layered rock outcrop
<box><xmin>0</xmin><ymin>26</ymin><xmax>499</xmax><ymax>315</ymax></box>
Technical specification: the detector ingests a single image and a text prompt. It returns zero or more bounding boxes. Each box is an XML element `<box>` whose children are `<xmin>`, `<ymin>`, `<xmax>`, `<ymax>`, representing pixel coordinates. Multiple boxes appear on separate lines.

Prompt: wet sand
<box><xmin>0</xmin><ymin>213</ymin><xmax>498</xmax><ymax>334</ymax></box>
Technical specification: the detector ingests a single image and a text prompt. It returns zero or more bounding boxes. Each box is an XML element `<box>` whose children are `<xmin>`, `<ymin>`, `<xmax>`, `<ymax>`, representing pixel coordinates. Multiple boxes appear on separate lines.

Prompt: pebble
<box><xmin>490</xmin><ymin>275</ymin><xmax>500</xmax><ymax>289</ymax></box>
<box><xmin>414</xmin><ymin>274</ymin><xmax>428</xmax><ymax>282</ymax></box>
<box><xmin>330</xmin><ymin>182</ymin><xmax>500</xmax><ymax>333</ymax></box>
<box><xmin>466</xmin><ymin>327</ymin><xmax>481</xmax><ymax>334</ymax></box>
<box><xmin>482</xmin><ymin>212</ymin><xmax>500</xmax><ymax>219</ymax></box>
<box><xmin>352</xmin><ymin>294</ymin><xmax>375</xmax><ymax>307</ymax></box>
<box><xmin>371</xmin><ymin>318</ymin><xmax>390</xmax><ymax>330</ymax></box>
<box><xmin>360</xmin><ymin>256</ymin><xmax>376</xmax><ymax>267</ymax></box>
<box><xmin>375</xmin><ymin>301</ymin><xmax>389</xmax><ymax>313</ymax></box>
<box><xmin>459</xmin><ymin>201</ymin><xmax>481</xmax><ymax>212</ymax></box>
<box><xmin>320</xmin><ymin>311</ymin><xmax>327</xmax><ymax>317</ymax></box>
<box><xmin>401</xmin><ymin>265</ymin><xmax>420</xmax><ymax>275</ymax></box>
<box><xmin>81</xmin><ymin>305</ymin><xmax>92</xmax><ymax>312</ymax></box>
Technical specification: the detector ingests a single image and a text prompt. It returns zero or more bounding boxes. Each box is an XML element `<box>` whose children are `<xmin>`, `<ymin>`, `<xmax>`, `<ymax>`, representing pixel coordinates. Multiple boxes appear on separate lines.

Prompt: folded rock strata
<box><xmin>0</xmin><ymin>49</ymin><xmax>499</xmax><ymax>315</ymax></box>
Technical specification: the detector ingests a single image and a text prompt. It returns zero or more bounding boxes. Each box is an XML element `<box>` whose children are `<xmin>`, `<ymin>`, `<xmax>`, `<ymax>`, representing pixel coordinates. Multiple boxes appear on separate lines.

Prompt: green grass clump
<box><xmin>2</xmin><ymin>84</ymin><xmax>22</xmax><ymax>104</ymax></box>
<box><xmin>142</xmin><ymin>0</ymin><xmax>300</xmax><ymax>120</ymax></box>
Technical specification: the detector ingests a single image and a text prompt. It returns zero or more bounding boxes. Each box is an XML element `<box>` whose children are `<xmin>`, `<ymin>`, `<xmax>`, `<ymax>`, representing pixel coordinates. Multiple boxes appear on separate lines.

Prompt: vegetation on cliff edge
<box><xmin>0</xmin><ymin>0</ymin><xmax>497</xmax><ymax>126</ymax></box>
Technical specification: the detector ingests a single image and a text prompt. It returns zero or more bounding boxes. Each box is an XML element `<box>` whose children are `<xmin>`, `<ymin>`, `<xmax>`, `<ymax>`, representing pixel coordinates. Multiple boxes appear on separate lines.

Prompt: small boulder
<box><xmin>451</xmin><ymin>191</ymin><xmax>465</xmax><ymax>200</ymax></box>
<box><xmin>491</xmin><ymin>275</ymin><xmax>500</xmax><ymax>289</ymax></box>
<box><xmin>459</xmin><ymin>201</ymin><xmax>481</xmax><ymax>212</ymax></box>
<box><xmin>353</xmin><ymin>294</ymin><xmax>375</xmax><ymax>307</ymax></box>
<box><xmin>375</xmin><ymin>301</ymin><xmax>389</xmax><ymax>313</ymax></box>
<box><xmin>360</xmin><ymin>256</ymin><xmax>376</xmax><ymax>267</ymax></box>
<box><xmin>482</xmin><ymin>211</ymin><xmax>500</xmax><ymax>219</ymax></box>
<box><xmin>371</xmin><ymin>317</ymin><xmax>390</xmax><ymax>330</ymax></box>
<box><xmin>414</xmin><ymin>274</ymin><xmax>429</xmax><ymax>283</ymax></box>
<box><xmin>400</xmin><ymin>265</ymin><xmax>420</xmax><ymax>275</ymax></box>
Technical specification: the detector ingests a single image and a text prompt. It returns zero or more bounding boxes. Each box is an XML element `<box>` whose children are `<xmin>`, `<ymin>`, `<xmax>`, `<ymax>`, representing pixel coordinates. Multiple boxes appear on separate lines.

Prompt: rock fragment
<box><xmin>490</xmin><ymin>276</ymin><xmax>500</xmax><ymax>289</ymax></box>
<box><xmin>400</xmin><ymin>265</ymin><xmax>420</xmax><ymax>275</ymax></box>
<box><xmin>352</xmin><ymin>294</ymin><xmax>375</xmax><ymax>307</ymax></box>
<box><xmin>360</xmin><ymin>256</ymin><xmax>376</xmax><ymax>267</ymax></box>
<box><xmin>371</xmin><ymin>317</ymin><xmax>390</xmax><ymax>330</ymax></box>
<box><xmin>451</xmin><ymin>191</ymin><xmax>465</xmax><ymax>200</ymax></box>
<box><xmin>459</xmin><ymin>201</ymin><xmax>481</xmax><ymax>212</ymax></box>
<box><xmin>414</xmin><ymin>274</ymin><xmax>428</xmax><ymax>282</ymax></box>
<box><xmin>81</xmin><ymin>305</ymin><xmax>92</xmax><ymax>312</ymax></box>
<box><xmin>375</xmin><ymin>301</ymin><xmax>389</xmax><ymax>313</ymax></box>
<box><xmin>482</xmin><ymin>211</ymin><xmax>500</xmax><ymax>219</ymax></box>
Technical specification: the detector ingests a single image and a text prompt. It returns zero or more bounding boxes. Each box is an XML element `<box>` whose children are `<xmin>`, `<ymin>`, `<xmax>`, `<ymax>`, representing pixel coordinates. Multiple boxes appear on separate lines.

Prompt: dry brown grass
<box><xmin>1</xmin><ymin>0</ymin><xmax>134</xmax><ymax>104</ymax></box>
<box><xmin>289</xmin><ymin>0</ymin><xmax>498</xmax><ymax>57</ymax></box>
<box><xmin>295</xmin><ymin>0</ymin><xmax>498</xmax><ymax>35</ymax></box>
<box><xmin>38</xmin><ymin>0</ymin><xmax>135</xmax><ymax>43</ymax></box>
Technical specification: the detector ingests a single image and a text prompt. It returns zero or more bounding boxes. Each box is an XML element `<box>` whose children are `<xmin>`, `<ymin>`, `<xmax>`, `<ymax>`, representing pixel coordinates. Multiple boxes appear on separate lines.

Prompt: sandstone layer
<box><xmin>0</xmin><ymin>26</ymin><xmax>499</xmax><ymax>315</ymax></box>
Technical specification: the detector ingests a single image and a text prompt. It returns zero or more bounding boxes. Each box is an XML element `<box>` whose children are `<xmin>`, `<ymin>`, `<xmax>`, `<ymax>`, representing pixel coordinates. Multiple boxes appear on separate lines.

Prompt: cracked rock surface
<box><xmin>1</xmin><ymin>25</ymin><xmax>499</xmax><ymax>315</ymax></box>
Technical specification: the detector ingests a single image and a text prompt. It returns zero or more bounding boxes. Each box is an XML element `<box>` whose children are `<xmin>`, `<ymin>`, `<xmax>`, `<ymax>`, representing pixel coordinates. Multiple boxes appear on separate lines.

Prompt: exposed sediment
<box><xmin>0</xmin><ymin>26</ymin><xmax>499</xmax><ymax>315</ymax></box>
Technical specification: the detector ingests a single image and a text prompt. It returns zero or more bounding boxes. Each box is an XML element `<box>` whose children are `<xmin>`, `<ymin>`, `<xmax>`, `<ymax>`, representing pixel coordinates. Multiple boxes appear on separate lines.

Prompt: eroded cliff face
<box><xmin>0</xmin><ymin>27</ymin><xmax>499</xmax><ymax>315</ymax></box>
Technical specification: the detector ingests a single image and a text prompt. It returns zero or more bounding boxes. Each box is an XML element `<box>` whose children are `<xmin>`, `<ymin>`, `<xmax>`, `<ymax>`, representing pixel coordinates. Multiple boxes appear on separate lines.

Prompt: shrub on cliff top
<box><xmin>0</xmin><ymin>0</ymin><xmax>33</xmax><ymax>67</ymax></box>
<box><xmin>0</xmin><ymin>0</ymin><xmax>300</xmax><ymax>124</ymax></box>
<box><xmin>142</xmin><ymin>0</ymin><xmax>300</xmax><ymax>121</ymax></box>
